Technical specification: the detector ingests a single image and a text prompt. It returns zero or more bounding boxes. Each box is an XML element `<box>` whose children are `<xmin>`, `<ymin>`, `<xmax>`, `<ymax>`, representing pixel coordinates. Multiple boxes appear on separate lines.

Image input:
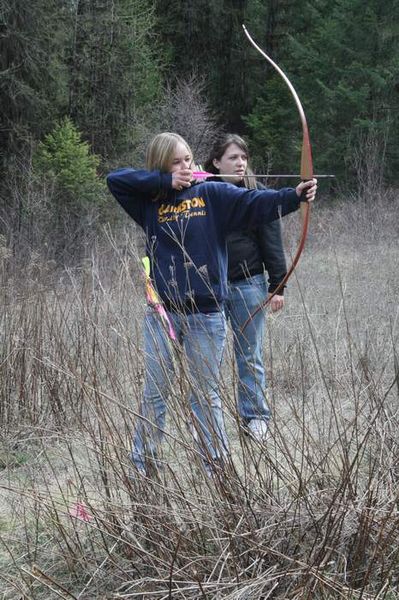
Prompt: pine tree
<box><xmin>303</xmin><ymin>0</ymin><xmax>399</xmax><ymax>185</ymax></box>
<box><xmin>154</xmin><ymin>0</ymin><xmax>251</xmax><ymax>130</ymax></box>
<box><xmin>0</xmin><ymin>0</ymin><xmax>68</xmax><ymax>170</ymax></box>
<box><xmin>34</xmin><ymin>117</ymin><xmax>102</xmax><ymax>206</ymax></box>
<box><xmin>67</xmin><ymin>0</ymin><xmax>162</xmax><ymax>159</ymax></box>
<box><xmin>244</xmin><ymin>0</ymin><xmax>399</xmax><ymax>186</ymax></box>
<box><xmin>243</xmin><ymin>0</ymin><xmax>316</xmax><ymax>174</ymax></box>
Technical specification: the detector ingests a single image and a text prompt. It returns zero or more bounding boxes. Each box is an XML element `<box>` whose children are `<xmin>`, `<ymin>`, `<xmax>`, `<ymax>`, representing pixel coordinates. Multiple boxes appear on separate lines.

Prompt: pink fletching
<box><xmin>192</xmin><ymin>171</ymin><xmax>212</xmax><ymax>179</ymax></box>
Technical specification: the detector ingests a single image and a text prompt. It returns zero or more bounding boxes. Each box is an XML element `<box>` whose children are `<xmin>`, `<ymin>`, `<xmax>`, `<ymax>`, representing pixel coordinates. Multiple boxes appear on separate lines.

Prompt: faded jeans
<box><xmin>225</xmin><ymin>273</ymin><xmax>271</xmax><ymax>424</ymax></box>
<box><xmin>131</xmin><ymin>308</ymin><xmax>228</xmax><ymax>472</ymax></box>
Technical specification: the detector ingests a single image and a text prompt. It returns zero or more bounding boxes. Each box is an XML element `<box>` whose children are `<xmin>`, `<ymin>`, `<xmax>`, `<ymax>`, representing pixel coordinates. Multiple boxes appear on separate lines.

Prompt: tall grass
<box><xmin>0</xmin><ymin>192</ymin><xmax>398</xmax><ymax>599</ymax></box>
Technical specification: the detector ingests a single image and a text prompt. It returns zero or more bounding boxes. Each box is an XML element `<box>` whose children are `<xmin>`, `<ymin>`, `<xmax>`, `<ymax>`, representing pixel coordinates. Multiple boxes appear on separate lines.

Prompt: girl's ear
<box><xmin>213</xmin><ymin>158</ymin><xmax>220</xmax><ymax>170</ymax></box>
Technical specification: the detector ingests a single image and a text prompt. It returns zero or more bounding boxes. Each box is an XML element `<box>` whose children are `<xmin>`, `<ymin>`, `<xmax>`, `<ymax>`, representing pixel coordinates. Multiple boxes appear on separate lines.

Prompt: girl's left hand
<box><xmin>269</xmin><ymin>293</ymin><xmax>284</xmax><ymax>312</ymax></box>
<box><xmin>296</xmin><ymin>178</ymin><xmax>317</xmax><ymax>201</ymax></box>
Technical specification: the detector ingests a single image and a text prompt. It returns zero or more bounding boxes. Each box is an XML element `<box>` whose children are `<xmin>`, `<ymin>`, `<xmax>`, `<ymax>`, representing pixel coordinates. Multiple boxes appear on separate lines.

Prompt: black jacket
<box><xmin>209</xmin><ymin>178</ymin><xmax>287</xmax><ymax>293</ymax></box>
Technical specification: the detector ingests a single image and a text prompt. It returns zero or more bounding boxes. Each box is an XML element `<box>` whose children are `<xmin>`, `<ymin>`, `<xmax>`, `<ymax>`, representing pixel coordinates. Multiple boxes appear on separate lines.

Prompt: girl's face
<box><xmin>169</xmin><ymin>142</ymin><xmax>193</xmax><ymax>173</ymax></box>
<box><xmin>212</xmin><ymin>143</ymin><xmax>248</xmax><ymax>182</ymax></box>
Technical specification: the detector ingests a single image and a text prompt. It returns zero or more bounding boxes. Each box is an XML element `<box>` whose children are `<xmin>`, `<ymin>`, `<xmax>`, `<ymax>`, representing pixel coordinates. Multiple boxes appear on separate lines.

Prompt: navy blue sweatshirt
<box><xmin>107</xmin><ymin>168</ymin><xmax>300</xmax><ymax>313</ymax></box>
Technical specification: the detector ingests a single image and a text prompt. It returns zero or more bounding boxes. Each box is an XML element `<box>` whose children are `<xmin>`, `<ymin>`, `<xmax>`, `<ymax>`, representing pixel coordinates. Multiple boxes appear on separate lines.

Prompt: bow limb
<box><xmin>240</xmin><ymin>25</ymin><xmax>313</xmax><ymax>333</ymax></box>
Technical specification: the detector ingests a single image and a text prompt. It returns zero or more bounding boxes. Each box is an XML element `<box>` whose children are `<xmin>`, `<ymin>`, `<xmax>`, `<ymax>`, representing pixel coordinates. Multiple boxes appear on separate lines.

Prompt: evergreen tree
<box><xmin>34</xmin><ymin>117</ymin><xmax>103</xmax><ymax>206</ymax></box>
<box><xmin>244</xmin><ymin>0</ymin><xmax>399</xmax><ymax>186</ymax></box>
<box><xmin>154</xmin><ymin>0</ymin><xmax>251</xmax><ymax>130</ymax></box>
<box><xmin>243</xmin><ymin>0</ymin><xmax>317</xmax><ymax>174</ymax></box>
<box><xmin>303</xmin><ymin>0</ymin><xmax>399</xmax><ymax>186</ymax></box>
<box><xmin>0</xmin><ymin>0</ymin><xmax>68</xmax><ymax>171</ymax></box>
<box><xmin>67</xmin><ymin>0</ymin><xmax>162</xmax><ymax>159</ymax></box>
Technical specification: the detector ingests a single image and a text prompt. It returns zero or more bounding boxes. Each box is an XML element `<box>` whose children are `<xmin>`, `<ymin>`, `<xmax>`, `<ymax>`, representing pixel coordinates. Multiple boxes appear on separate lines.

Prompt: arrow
<box><xmin>192</xmin><ymin>171</ymin><xmax>334</xmax><ymax>179</ymax></box>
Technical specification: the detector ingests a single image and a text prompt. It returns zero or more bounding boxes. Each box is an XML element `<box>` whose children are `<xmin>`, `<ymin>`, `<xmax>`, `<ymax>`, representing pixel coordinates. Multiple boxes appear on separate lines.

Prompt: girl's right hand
<box><xmin>172</xmin><ymin>169</ymin><xmax>193</xmax><ymax>191</ymax></box>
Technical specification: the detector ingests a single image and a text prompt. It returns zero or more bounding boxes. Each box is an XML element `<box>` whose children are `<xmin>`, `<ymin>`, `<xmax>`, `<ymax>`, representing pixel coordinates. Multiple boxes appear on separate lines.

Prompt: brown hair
<box><xmin>204</xmin><ymin>133</ymin><xmax>256</xmax><ymax>189</ymax></box>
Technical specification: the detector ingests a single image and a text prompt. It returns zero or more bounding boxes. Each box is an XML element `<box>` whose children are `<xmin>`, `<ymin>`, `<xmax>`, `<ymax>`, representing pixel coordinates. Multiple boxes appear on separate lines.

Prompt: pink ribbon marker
<box><xmin>69</xmin><ymin>501</ymin><xmax>93</xmax><ymax>522</ymax></box>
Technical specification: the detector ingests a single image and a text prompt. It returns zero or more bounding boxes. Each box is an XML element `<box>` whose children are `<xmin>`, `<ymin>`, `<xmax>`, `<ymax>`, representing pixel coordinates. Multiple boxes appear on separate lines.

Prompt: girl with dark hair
<box><xmin>107</xmin><ymin>132</ymin><xmax>317</xmax><ymax>475</ymax></box>
<box><xmin>204</xmin><ymin>134</ymin><xmax>287</xmax><ymax>442</ymax></box>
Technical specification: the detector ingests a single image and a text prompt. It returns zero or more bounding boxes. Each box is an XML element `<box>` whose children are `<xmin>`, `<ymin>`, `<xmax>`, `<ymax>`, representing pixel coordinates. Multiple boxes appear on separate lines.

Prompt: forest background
<box><xmin>1</xmin><ymin>1</ymin><xmax>399</xmax><ymax>599</ymax></box>
<box><xmin>1</xmin><ymin>0</ymin><xmax>398</xmax><ymax>257</ymax></box>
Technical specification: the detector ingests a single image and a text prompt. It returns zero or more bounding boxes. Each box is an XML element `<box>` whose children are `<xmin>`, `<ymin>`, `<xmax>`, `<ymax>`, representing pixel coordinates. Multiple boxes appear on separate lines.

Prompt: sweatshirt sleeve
<box><xmin>106</xmin><ymin>168</ymin><xmax>172</xmax><ymax>225</ymax></box>
<box><xmin>208</xmin><ymin>182</ymin><xmax>300</xmax><ymax>233</ymax></box>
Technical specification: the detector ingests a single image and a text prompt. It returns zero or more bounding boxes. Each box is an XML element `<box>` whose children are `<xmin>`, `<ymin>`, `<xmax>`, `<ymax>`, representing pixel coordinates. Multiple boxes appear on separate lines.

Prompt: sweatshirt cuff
<box><xmin>160</xmin><ymin>172</ymin><xmax>173</xmax><ymax>190</ymax></box>
<box><xmin>268</xmin><ymin>285</ymin><xmax>286</xmax><ymax>295</ymax></box>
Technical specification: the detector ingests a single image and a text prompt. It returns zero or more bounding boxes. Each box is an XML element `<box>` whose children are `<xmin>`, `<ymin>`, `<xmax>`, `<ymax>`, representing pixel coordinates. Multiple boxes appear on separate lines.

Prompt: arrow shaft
<box><xmin>193</xmin><ymin>172</ymin><xmax>334</xmax><ymax>179</ymax></box>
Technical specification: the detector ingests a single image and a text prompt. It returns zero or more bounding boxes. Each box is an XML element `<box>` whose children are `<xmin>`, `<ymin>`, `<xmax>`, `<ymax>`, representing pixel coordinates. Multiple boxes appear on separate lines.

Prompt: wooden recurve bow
<box><xmin>240</xmin><ymin>25</ymin><xmax>314</xmax><ymax>333</ymax></box>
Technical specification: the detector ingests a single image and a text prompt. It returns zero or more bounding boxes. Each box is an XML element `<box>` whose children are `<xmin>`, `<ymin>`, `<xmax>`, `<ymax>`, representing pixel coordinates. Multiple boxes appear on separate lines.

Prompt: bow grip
<box><xmin>300</xmin><ymin>178</ymin><xmax>311</xmax><ymax>203</ymax></box>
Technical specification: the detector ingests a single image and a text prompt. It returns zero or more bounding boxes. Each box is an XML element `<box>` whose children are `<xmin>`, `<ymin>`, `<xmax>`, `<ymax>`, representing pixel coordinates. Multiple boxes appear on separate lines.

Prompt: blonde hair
<box><xmin>146</xmin><ymin>132</ymin><xmax>193</xmax><ymax>172</ymax></box>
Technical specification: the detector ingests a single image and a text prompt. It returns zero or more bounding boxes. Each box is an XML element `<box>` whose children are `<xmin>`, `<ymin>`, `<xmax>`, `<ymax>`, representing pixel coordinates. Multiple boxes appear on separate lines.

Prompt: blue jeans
<box><xmin>131</xmin><ymin>308</ymin><xmax>228</xmax><ymax>472</ymax></box>
<box><xmin>225</xmin><ymin>273</ymin><xmax>271</xmax><ymax>424</ymax></box>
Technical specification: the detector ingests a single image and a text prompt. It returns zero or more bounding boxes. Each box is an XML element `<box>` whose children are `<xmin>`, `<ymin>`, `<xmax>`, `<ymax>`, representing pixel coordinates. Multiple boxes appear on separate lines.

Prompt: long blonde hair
<box><xmin>146</xmin><ymin>132</ymin><xmax>193</xmax><ymax>172</ymax></box>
